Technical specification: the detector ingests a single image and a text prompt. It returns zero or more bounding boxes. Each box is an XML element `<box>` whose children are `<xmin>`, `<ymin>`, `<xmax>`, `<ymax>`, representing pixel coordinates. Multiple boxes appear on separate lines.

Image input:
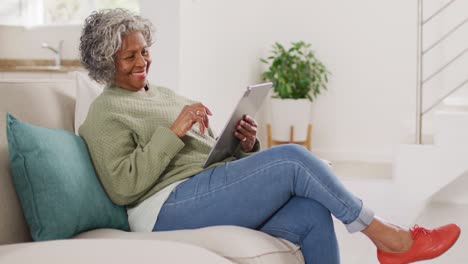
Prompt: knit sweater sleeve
<box><xmin>79</xmin><ymin>100</ymin><xmax>185</xmax><ymax>206</ymax></box>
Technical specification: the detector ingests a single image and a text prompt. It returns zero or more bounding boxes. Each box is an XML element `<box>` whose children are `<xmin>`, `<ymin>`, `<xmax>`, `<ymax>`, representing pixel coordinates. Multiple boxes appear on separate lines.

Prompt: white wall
<box><xmin>0</xmin><ymin>25</ymin><xmax>80</xmax><ymax>59</ymax></box>
<box><xmin>172</xmin><ymin>0</ymin><xmax>418</xmax><ymax>161</ymax></box>
<box><xmin>4</xmin><ymin>1</ymin><xmax>464</xmax><ymax>162</ymax></box>
<box><xmin>140</xmin><ymin>0</ymin><xmax>181</xmax><ymax>90</ymax></box>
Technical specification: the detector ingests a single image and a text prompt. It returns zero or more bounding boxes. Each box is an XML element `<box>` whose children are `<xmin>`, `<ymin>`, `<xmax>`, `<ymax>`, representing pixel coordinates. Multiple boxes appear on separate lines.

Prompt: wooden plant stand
<box><xmin>266</xmin><ymin>124</ymin><xmax>312</xmax><ymax>150</ymax></box>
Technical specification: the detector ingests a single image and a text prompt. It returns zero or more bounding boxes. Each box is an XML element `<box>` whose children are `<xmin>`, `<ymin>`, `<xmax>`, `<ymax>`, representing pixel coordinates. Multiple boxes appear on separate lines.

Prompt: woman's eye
<box><xmin>125</xmin><ymin>55</ymin><xmax>134</xmax><ymax>60</ymax></box>
<box><xmin>142</xmin><ymin>50</ymin><xmax>148</xmax><ymax>55</ymax></box>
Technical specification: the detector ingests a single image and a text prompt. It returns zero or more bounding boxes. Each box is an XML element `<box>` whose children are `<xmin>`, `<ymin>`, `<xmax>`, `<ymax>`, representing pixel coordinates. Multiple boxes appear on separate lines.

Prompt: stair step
<box><xmin>432</xmin><ymin>171</ymin><xmax>468</xmax><ymax>204</ymax></box>
<box><xmin>394</xmin><ymin>144</ymin><xmax>468</xmax><ymax>200</ymax></box>
<box><xmin>340</xmin><ymin>178</ymin><xmax>426</xmax><ymax>226</ymax></box>
<box><xmin>434</xmin><ymin>110</ymin><xmax>468</xmax><ymax>148</ymax></box>
<box><xmin>442</xmin><ymin>97</ymin><xmax>468</xmax><ymax>110</ymax></box>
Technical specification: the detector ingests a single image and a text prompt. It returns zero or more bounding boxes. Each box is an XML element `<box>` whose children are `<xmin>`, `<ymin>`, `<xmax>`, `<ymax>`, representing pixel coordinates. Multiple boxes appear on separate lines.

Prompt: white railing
<box><xmin>416</xmin><ymin>0</ymin><xmax>468</xmax><ymax>144</ymax></box>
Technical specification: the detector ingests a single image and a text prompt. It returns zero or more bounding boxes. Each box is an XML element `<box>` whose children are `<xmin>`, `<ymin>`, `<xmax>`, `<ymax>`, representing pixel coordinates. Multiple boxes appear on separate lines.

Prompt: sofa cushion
<box><xmin>0</xmin><ymin>79</ymin><xmax>77</xmax><ymax>245</ymax></box>
<box><xmin>6</xmin><ymin>113</ymin><xmax>129</xmax><ymax>241</ymax></box>
<box><xmin>0</xmin><ymin>239</ymin><xmax>233</xmax><ymax>264</ymax></box>
<box><xmin>75</xmin><ymin>226</ymin><xmax>305</xmax><ymax>264</ymax></box>
<box><xmin>74</xmin><ymin>71</ymin><xmax>103</xmax><ymax>134</ymax></box>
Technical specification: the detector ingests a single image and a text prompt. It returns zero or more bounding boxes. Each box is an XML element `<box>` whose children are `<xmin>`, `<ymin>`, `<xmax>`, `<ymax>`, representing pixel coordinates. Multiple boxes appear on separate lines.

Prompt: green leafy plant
<box><xmin>261</xmin><ymin>41</ymin><xmax>330</xmax><ymax>102</ymax></box>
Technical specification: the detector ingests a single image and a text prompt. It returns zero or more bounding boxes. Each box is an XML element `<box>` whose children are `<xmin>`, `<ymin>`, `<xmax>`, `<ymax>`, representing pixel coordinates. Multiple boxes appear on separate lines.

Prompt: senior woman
<box><xmin>79</xmin><ymin>9</ymin><xmax>460</xmax><ymax>264</ymax></box>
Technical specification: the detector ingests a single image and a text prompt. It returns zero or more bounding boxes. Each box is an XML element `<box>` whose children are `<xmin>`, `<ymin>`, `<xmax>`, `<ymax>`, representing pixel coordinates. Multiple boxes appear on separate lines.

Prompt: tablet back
<box><xmin>203</xmin><ymin>82</ymin><xmax>272</xmax><ymax>168</ymax></box>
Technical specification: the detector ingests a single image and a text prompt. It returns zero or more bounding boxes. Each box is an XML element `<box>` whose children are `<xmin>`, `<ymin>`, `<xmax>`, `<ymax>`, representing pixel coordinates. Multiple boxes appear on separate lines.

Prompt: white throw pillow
<box><xmin>74</xmin><ymin>71</ymin><xmax>104</xmax><ymax>134</ymax></box>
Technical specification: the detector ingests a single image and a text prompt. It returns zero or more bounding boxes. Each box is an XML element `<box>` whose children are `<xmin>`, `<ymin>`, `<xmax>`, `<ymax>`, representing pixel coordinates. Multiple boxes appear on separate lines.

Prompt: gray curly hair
<box><xmin>79</xmin><ymin>9</ymin><xmax>155</xmax><ymax>85</ymax></box>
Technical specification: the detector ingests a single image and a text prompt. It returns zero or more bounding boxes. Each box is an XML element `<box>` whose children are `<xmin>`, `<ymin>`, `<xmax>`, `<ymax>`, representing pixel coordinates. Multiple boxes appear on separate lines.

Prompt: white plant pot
<box><xmin>270</xmin><ymin>98</ymin><xmax>312</xmax><ymax>142</ymax></box>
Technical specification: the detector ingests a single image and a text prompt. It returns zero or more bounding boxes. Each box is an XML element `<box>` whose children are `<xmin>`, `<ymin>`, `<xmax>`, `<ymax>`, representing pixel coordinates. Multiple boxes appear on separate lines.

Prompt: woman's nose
<box><xmin>135</xmin><ymin>54</ymin><xmax>147</xmax><ymax>66</ymax></box>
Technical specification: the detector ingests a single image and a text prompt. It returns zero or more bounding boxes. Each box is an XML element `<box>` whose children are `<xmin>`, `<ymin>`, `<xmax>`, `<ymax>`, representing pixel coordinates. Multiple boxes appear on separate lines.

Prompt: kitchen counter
<box><xmin>0</xmin><ymin>59</ymin><xmax>82</xmax><ymax>73</ymax></box>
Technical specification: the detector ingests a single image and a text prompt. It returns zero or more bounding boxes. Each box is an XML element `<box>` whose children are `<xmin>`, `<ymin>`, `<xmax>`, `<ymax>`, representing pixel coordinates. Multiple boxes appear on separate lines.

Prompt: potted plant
<box><xmin>261</xmin><ymin>41</ymin><xmax>330</xmax><ymax>146</ymax></box>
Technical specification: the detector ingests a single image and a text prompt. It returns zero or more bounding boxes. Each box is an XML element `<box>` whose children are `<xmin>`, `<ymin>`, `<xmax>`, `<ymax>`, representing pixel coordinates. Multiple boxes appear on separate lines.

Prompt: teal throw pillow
<box><xmin>6</xmin><ymin>113</ymin><xmax>129</xmax><ymax>241</ymax></box>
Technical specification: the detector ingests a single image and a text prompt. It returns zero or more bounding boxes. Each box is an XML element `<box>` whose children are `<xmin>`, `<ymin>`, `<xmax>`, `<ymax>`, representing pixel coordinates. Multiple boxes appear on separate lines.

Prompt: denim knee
<box><xmin>259</xmin><ymin>197</ymin><xmax>334</xmax><ymax>244</ymax></box>
<box><xmin>269</xmin><ymin>144</ymin><xmax>321</xmax><ymax>164</ymax></box>
<box><xmin>271</xmin><ymin>144</ymin><xmax>307</xmax><ymax>156</ymax></box>
<box><xmin>291</xmin><ymin>144</ymin><xmax>323</xmax><ymax>165</ymax></box>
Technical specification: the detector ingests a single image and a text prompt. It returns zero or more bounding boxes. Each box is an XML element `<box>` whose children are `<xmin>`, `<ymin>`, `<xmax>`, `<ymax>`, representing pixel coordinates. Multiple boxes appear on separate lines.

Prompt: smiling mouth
<box><xmin>132</xmin><ymin>71</ymin><xmax>146</xmax><ymax>79</ymax></box>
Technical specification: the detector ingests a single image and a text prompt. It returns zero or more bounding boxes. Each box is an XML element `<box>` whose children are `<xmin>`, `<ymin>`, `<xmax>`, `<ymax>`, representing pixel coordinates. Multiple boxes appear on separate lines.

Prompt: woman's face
<box><xmin>114</xmin><ymin>32</ymin><xmax>152</xmax><ymax>91</ymax></box>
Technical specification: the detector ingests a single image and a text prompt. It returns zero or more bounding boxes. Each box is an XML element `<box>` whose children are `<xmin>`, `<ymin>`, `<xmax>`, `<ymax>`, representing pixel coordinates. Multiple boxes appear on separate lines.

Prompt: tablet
<box><xmin>203</xmin><ymin>82</ymin><xmax>272</xmax><ymax>168</ymax></box>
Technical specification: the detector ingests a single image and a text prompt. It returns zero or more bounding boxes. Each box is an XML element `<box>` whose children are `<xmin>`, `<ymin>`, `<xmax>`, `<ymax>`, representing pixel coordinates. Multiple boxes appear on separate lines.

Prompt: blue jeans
<box><xmin>154</xmin><ymin>144</ymin><xmax>374</xmax><ymax>264</ymax></box>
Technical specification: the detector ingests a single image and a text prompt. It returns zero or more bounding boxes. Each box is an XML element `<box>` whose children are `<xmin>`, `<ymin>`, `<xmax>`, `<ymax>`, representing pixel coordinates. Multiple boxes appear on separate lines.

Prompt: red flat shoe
<box><xmin>377</xmin><ymin>224</ymin><xmax>461</xmax><ymax>264</ymax></box>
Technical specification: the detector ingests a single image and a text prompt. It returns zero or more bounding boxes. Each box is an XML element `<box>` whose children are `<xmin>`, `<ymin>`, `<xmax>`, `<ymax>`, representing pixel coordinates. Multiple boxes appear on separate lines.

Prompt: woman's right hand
<box><xmin>170</xmin><ymin>103</ymin><xmax>212</xmax><ymax>138</ymax></box>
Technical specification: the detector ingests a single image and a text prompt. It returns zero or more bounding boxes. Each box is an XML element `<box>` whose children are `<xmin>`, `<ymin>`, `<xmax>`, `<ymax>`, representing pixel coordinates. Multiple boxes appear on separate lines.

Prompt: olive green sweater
<box><xmin>79</xmin><ymin>84</ymin><xmax>259</xmax><ymax>206</ymax></box>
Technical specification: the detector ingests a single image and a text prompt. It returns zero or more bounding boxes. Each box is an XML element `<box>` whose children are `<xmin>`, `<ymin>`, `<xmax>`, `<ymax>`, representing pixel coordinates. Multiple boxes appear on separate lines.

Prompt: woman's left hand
<box><xmin>234</xmin><ymin>115</ymin><xmax>257</xmax><ymax>153</ymax></box>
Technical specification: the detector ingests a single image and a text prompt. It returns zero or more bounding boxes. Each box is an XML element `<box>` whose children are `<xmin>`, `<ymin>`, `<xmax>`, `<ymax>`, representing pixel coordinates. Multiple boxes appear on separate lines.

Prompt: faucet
<box><xmin>41</xmin><ymin>40</ymin><xmax>63</xmax><ymax>68</ymax></box>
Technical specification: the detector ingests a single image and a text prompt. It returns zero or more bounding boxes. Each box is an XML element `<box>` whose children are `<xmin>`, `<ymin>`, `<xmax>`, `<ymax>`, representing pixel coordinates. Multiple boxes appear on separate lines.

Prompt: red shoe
<box><xmin>377</xmin><ymin>224</ymin><xmax>461</xmax><ymax>264</ymax></box>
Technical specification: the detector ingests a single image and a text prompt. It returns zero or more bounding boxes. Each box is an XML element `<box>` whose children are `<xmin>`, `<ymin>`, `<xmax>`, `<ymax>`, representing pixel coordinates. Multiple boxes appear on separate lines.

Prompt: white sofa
<box><xmin>0</xmin><ymin>78</ymin><xmax>305</xmax><ymax>263</ymax></box>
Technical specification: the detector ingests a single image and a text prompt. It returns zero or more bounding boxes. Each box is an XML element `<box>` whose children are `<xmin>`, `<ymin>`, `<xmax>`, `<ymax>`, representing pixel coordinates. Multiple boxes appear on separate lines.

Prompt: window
<box><xmin>0</xmin><ymin>0</ymin><xmax>139</xmax><ymax>26</ymax></box>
